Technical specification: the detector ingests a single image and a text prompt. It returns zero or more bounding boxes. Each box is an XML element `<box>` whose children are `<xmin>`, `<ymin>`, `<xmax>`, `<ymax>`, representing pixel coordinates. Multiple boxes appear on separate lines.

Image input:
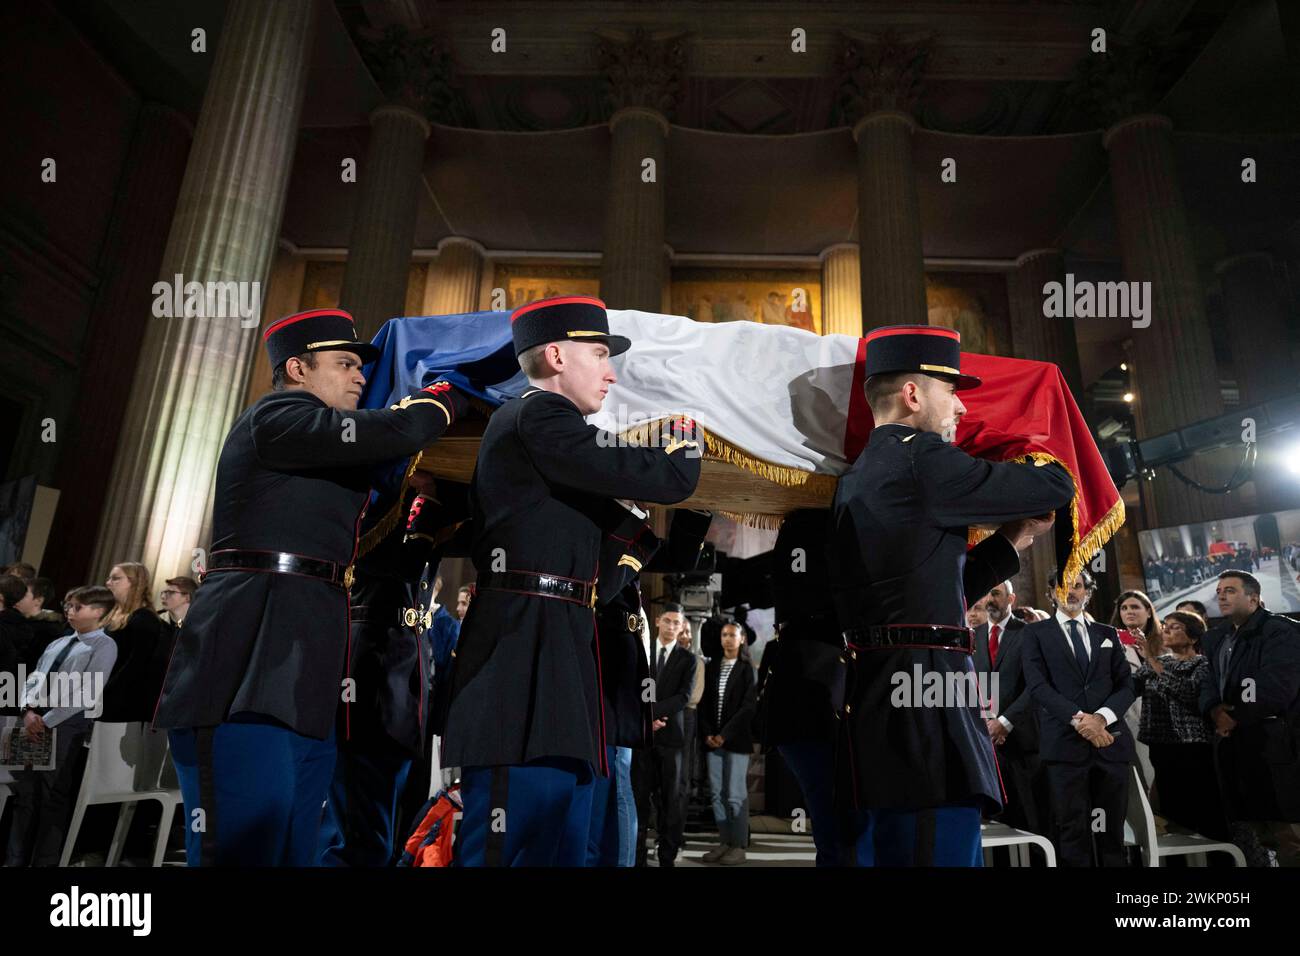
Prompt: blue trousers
<box><xmin>587</xmin><ymin>746</ymin><xmax>636</xmax><ymax>867</ymax></box>
<box><xmin>854</xmin><ymin>800</ymin><xmax>984</xmax><ymax>867</ymax></box>
<box><xmin>706</xmin><ymin>749</ymin><xmax>750</xmax><ymax>847</ymax></box>
<box><xmin>317</xmin><ymin>748</ymin><xmax>413</xmax><ymax>866</ymax></box>
<box><xmin>169</xmin><ymin>717</ymin><xmax>336</xmax><ymax>866</ymax></box>
<box><xmin>456</xmin><ymin>757</ymin><xmax>595</xmax><ymax>867</ymax></box>
<box><xmin>778</xmin><ymin>739</ymin><xmax>846</xmax><ymax>866</ymax></box>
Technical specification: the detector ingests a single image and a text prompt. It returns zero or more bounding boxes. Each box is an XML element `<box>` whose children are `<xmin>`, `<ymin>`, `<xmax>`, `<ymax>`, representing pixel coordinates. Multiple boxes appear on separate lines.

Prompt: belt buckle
<box><xmin>403</xmin><ymin>607</ymin><xmax>418</xmax><ymax>628</ymax></box>
<box><xmin>343</xmin><ymin>564</ymin><xmax>355</xmax><ymax>590</ymax></box>
<box><xmin>627</xmin><ymin>612</ymin><xmax>640</xmax><ymax>632</ymax></box>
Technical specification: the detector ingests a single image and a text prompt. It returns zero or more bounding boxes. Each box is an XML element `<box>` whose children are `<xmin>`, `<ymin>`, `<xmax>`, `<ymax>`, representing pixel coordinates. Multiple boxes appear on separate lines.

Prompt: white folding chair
<box><xmin>60</xmin><ymin>722</ymin><xmax>182</xmax><ymax>867</ymax></box>
<box><xmin>981</xmin><ymin>821</ymin><xmax>1057</xmax><ymax>866</ymax></box>
<box><xmin>1124</xmin><ymin>765</ymin><xmax>1245</xmax><ymax>867</ymax></box>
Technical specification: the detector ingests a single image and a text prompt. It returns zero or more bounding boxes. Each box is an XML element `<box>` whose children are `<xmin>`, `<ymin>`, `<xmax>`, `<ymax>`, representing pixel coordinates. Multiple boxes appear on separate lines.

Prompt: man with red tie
<box><xmin>973</xmin><ymin>581</ymin><xmax>1046</xmax><ymax>835</ymax></box>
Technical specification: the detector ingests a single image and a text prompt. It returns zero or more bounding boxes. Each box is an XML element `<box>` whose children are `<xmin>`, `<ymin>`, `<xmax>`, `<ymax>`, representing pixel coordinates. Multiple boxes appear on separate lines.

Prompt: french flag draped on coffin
<box><xmin>357</xmin><ymin>308</ymin><xmax>1123</xmax><ymax>593</ymax></box>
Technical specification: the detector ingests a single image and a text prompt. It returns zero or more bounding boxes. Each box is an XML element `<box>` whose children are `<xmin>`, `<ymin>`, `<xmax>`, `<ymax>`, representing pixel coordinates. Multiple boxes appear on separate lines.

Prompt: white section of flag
<box><xmin>595</xmin><ymin>310</ymin><xmax>862</xmax><ymax>476</ymax></box>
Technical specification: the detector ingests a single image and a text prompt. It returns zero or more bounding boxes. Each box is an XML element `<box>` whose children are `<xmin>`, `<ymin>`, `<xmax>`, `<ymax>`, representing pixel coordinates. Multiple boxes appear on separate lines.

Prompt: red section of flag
<box><xmin>842</xmin><ymin>350</ymin><xmax>1124</xmax><ymax>595</ymax></box>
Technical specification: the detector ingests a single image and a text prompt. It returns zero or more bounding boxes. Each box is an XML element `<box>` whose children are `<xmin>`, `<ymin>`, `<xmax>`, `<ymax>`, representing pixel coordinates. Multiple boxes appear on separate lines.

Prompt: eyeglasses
<box><xmin>160</xmin><ymin>589</ymin><xmax>184</xmax><ymax>598</ymax></box>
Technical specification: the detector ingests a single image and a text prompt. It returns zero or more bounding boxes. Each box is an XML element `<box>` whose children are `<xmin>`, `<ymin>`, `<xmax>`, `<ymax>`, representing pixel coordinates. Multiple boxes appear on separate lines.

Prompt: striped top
<box><xmin>716</xmin><ymin>658</ymin><xmax>737</xmax><ymax>724</ymax></box>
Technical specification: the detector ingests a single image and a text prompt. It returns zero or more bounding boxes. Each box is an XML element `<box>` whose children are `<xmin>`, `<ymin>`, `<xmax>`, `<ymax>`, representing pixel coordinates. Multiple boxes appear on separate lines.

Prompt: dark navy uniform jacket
<box><xmin>441</xmin><ymin>387</ymin><xmax>701</xmax><ymax>773</ymax></box>
<box><xmin>594</xmin><ymin>507</ymin><xmax>660</xmax><ymax>750</ymax></box>
<box><xmin>155</xmin><ymin>387</ymin><xmax>460</xmax><ymax>740</ymax></box>
<box><xmin>594</xmin><ymin>507</ymin><xmax>713</xmax><ymax>750</ymax></box>
<box><xmin>828</xmin><ymin>422</ymin><xmax>1075</xmax><ymax>812</ymax></box>
<box><xmin>755</xmin><ymin>508</ymin><xmax>844</xmax><ymax>750</ymax></box>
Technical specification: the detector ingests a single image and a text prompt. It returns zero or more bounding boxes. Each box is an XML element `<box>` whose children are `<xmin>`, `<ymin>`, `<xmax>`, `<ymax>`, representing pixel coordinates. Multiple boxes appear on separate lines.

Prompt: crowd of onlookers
<box><xmin>968</xmin><ymin>569</ymin><xmax>1300</xmax><ymax>867</ymax></box>
<box><xmin>0</xmin><ymin>558</ymin><xmax>478</xmax><ymax>868</ymax></box>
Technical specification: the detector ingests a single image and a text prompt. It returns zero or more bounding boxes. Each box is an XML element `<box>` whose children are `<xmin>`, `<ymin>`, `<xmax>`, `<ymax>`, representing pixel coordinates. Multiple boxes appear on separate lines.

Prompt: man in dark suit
<box><xmin>972</xmin><ymin>579</ymin><xmax>1046</xmax><ymax>835</ymax></box>
<box><xmin>155</xmin><ymin>307</ymin><xmax>468</xmax><ymax>866</ymax></box>
<box><xmin>1022</xmin><ymin>568</ymin><xmax>1135</xmax><ymax>867</ymax></box>
<box><xmin>1201</xmin><ymin>569</ymin><xmax>1300</xmax><ymax>866</ymax></box>
<box><xmin>441</xmin><ymin>295</ymin><xmax>702</xmax><ymax>867</ymax></box>
<box><xmin>829</xmin><ymin>325</ymin><xmax>1074</xmax><ymax>867</ymax></box>
<box><xmin>634</xmin><ymin>603</ymin><xmax>698</xmax><ymax>867</ymax></box>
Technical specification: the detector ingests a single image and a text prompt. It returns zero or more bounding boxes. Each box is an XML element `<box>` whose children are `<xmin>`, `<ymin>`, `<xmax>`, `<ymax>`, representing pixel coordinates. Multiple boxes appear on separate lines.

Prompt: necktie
<box><xmin>1067</xmin><ymin>619</ymin><xmax>1090</xmax><ymax>675</ymax></box>
<box><xmin>656</xmin><ymin>644</ymin><xmax>667</xmax><ymax>678</ymax></box>
<box><xmin>988</xmin><ymin>624</ymin><xmax>1001</xmax><ymax>665</ymax></box>
<box><xmin>38</xmin><ymin>638</ymin><xmax>80</xmax><ymax>708</ymax></box>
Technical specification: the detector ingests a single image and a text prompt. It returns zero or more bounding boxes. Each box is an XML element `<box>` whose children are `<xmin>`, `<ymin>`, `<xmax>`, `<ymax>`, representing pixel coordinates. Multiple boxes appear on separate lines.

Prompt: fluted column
<box><xmin>595</xmin><ymin>29</ymin><xmax>683</xmax><ymax>313</ymax></box>
<box><xmin>853</xmin><ymin>111</ymin><xmax>927</xmax><ymax>330</ymax></box>
<box><xmin>820</xmin><ymin>242</ymin><xmax>862</xmax><ymax>336</ymax></box>
<box><xmin>599</xmin><ymin>107</ymin><xmax>670</xmax><ymax>311</ymax></box>
<box><xmin>1007</xmin><ymin>249</ymin><xmax>1085</xmax><ymax>401</ymax></box>
<box><xmin>1104</xmin><ymin>114</ymin><xmax>1222</xmax><ymax>527</ymax></box>
<box><xmin>90</xmin><ymin>0</ymin><xmax>317</xmax><ymax>581</ymax></box>
<box><xmin>422</xmin><ymin>236</ymin><xmax>486</xmax><ymax>314</ymax></box>
<box><xmin>837</xmin><ymin>34</ymin><xmax>932</xmax><ymax>332</ymax></box>
<box><xmin>339</xmin><ymin>104</ymin><xmax>431</xmax><ymax>339</ymax></box>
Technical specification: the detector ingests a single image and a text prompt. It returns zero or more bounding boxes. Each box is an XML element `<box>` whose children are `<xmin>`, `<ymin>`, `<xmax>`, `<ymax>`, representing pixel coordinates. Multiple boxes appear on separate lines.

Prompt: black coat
<box><xmin>155</xmin><ymin>387</ymin><xmax>461</xmax><ymax>739</ymax></box>
<box><xmin>0</xmin><ymin>608</ymin><xmax>30</xmax><ymax>690</ymax></box>
<box><xmin>1022</xmin><ymin>616</ymin><xmax>1136</xmax><ymax>765</ymax></box>
<box><xmin>441</xmin><ymin>388</ymin><xmax>700</xmax><ymax>773</ymax></box>
<box><xmin>102</xmin><ymin>607</ymin><xmax>172</xmax><ymax>723</ymax></box>
<box><xmin>828</xmin><ymin>422</ymin><xmax>1075</xmax><ymax>812</ymax></box>
<box><xmin>594</xmin><ymin>506</ymin><xmax>661</xmax><ymax>750</ymax></box>
<box><xmin>700</xmin><ymin>656</ymin><xmax>757</xmax><ymax>753</ymax></box>
<box><xmin>972</xmin><ymin>615</ymin><xmax>1038</xmax><ymax>753</ymax></box>
<box><xmin>649</xmin><ymin>642</ymin><xmax>697</xmax><ymax>749</ymax></box>
<box><xmin>755</xmin><ymin>508</ymin><xmax>844</xmax><ymax>750</ymax></box>
<box><xmin>1200</xmin><ymin>607</ymin><xmax>1300</xmax><ymax>821</ymax></box>
<box><xmin>339</xmin><ymin>486</ymin><xmax>456</xmax><ymax>758</ymax></box>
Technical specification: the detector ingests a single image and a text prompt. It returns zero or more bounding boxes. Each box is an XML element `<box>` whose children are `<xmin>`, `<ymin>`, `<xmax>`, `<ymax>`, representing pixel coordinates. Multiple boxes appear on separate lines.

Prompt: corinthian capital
<box><xmin>357</xmin><ymin>24</ymin><xmax>469</xmax><ymax>125</ymax></box>
<box><xmin>836</xmin><ymin>31</ymin><xmax>934</xmax><ymax>124</ymax></box>
<box><xmin>595</xmin><ymin>27</ymin><xmax>687</xmax><ymax>119</ymax></box>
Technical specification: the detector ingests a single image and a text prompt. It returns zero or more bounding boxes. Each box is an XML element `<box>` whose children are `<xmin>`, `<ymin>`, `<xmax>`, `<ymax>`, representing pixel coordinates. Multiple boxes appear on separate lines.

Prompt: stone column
<box><xmin>1104</xmin><ymin>114</ymin><xmax>1223</xmax><ymax>528</ymax></box>
<box><xmin>422</xmin><ymin>236</ymin><xmax>486</xmax><ymax>315</ymax></box>
<box><xmin>595</xmin><ymin>29</ymin><xmax>683</xmax><ymax>312</ymax></box>
<box><xmin>820</xmin><ymin>242</ymin><xmax>862</xmax><ymax>336</ymax></box>
<box><xmin>1007</xmin><ymin>249</ymin><xmax>1085</xmax><ymax>402</ymax></box>
<box><xmin>339</xmin><ymin>104</ymin><xmax>431</xmax><ymax>339</ymax></box>
<box><xmin>853</xmin><ymin>112</ymin><xmax>927</xmax><ymax>330</ymax></box>
<box><xmin>599</xmin><ymin>106</ymin><xmax>670</xmax><ymax>311</ymax></box>
<box><xmin>838</xmin><ymin>34</ymin><xmax>932</xmax><ymax>332</ymax></box>
<box><xmin>90</xmin><ymin>0</ymin><xmax>317</xmax><ymax>581</ymax></box>
<box><xmin>42</xmin><ymin>104</ymin><xmax>192</xmax><ymax>590</ymax></box>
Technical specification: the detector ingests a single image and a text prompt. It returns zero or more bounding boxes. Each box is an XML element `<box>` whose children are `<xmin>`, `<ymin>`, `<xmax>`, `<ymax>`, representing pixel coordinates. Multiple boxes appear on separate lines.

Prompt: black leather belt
<box><xmin>205</xmin><ymin>549</ymin><xmax>354</xmax><ymax>590</ymax></box>
<box><xmin>477</xmin><ymin>570</ymin><xmax>596</xmax><ymax>608</ymax></box>
<box><xmin>350</xmin><ymin>605</ymin><xmax>433</xmax><ymax>629</ymax></box>
<box><xmin>842</xmin><ymin>624</ymin><xmax>974</xmax><ymax>654</ymax></box>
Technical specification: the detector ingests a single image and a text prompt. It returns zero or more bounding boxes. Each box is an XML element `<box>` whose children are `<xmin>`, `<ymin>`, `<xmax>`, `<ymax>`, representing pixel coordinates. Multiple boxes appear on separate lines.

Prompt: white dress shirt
<box><xmin>21</xmin><ymin>628</ymin><xmax>118</xmax><ymax>728</ymax></box>
<box><xmin>1054</xmin><ymin>609</ymin><xmax>1118</xmax><ymax>727</ymax></box>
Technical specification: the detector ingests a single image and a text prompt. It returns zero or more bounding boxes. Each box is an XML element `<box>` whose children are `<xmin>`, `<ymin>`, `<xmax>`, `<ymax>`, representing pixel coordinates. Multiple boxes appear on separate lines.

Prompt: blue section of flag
<box><xmin>355</xmin><ymin>311</ymin><xmax>526</xmax><ymax>528</ymax></box>
<box><xmin>358</xmin><ymin>310</ymin><xmax>527</xmax><ymax>411</ymax></box>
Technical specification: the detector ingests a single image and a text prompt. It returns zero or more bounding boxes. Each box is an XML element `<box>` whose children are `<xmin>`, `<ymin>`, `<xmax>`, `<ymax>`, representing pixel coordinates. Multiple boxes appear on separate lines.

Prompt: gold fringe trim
<box><xmin>357</xmin><ymin>449</ymin><xmax>426</xmax><ymax>558</ymax></box>
<box><xmin>617</xmin><ymin>419</ymin><xmax>839</xmax><ymax>496</ymax></box>
<box><xmin>718</xmin><ymin>509</ymin><xmax>787</xmax><ymax>531</ymax></box>
<box><xmin>969</xmin><ymin>452</ymin><xmax>1126</xmax><ymax>604</ymax></box>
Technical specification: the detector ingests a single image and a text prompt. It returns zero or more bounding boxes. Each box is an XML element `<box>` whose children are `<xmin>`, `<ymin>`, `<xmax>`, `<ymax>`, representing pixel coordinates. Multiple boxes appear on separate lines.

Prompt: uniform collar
<box><xmin>868</xmin><ymin>422</ymin><xmax>918</xmax><ymax>445</ymax></box>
